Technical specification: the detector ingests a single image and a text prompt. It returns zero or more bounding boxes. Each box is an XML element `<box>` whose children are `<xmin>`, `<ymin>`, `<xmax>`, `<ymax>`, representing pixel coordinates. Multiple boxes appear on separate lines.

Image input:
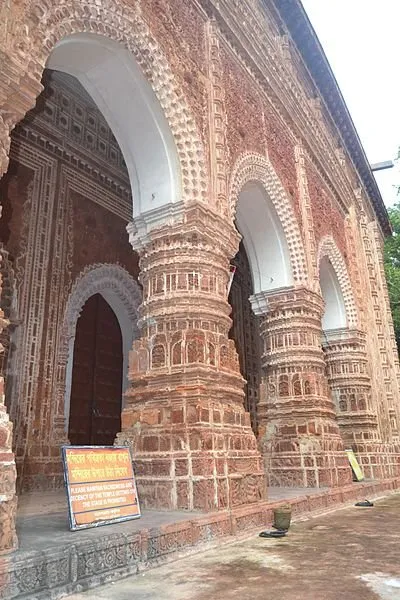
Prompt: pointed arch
<box><xmin>317</xmin><ymin>235</ymin><xmax>358</xmax><ymax>330</ymax></box>
<box><xmin>60</xmin><ymin>264</ymin><xmax>141</xmax><ymax>430</ymax></box>
<box><xmin>229</xmin><ymin>152</ymin><xmax>308</xmax><ymax>294</ymax></box>
<box><xmin>2</xmin><ymin>1</ymin><xmax>207</xmax><ymax>210</ymax></box>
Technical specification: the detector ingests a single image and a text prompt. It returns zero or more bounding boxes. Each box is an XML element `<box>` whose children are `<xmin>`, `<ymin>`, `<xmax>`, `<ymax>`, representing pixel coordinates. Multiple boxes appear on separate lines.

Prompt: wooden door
<box><xmin>228</xmin><ymin>241</ymin><xmax>261</xmax><ymax>434</ymax></box>
<box><xmin>68</xmin><ymin>293</ymin><xmax>123</xmax><ymax>446</ymax></box>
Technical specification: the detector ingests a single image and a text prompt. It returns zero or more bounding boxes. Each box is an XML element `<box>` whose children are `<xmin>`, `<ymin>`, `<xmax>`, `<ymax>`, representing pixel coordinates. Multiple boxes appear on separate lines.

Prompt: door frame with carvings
<box><xmin>61</xmin><ymin>264</ymin><xmax>141</xmax><ymax>437</ymax></box>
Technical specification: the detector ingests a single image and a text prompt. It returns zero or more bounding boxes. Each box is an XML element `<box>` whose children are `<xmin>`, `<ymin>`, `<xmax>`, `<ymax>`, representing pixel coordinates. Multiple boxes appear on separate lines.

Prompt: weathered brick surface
<box><xmin>0</xmin><ymin>0</ymin><xmax>399</xmax><ymax>557</ymax></box>
<box><xmin>0</xmin><ymin>71</ymin><xmax>140</xmax><ymax>495</ymax></box>
<box><xmin>118</xmin><ymin>206</ymin><xmax>266</xmax><ymax>510</ymax></box>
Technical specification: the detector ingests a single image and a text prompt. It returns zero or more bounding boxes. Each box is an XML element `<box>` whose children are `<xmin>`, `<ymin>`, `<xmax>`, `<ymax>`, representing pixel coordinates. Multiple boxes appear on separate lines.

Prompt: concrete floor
<box><xmin>66</xmin><ymin>493</ymin><xmax>400</xmax><ymax>600</ymax></box>
<box><xmin>17</xmin><ymin>487</ymin><xmax>325</xmax><ymax>517</ymax></box>
<box><xmin>15</xmin><ymin>487</ymin><xmax>325</xmax><ymax>552</ymax></box>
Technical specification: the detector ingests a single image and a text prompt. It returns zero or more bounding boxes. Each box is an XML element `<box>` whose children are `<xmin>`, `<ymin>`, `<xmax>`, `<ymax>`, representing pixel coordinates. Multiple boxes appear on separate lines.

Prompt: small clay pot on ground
<box><xmin>273</xmin><ymin>505</ymin><xmax>292</xmax><ymax>531</ymax></box>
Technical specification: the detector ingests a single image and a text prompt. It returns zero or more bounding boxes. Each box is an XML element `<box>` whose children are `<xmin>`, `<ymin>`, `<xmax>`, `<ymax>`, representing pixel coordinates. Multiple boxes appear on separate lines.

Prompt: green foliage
<box><xmin>384</xmin><ymin>201</ymin><xmax>400</xmax><ymax>349</ymax></box>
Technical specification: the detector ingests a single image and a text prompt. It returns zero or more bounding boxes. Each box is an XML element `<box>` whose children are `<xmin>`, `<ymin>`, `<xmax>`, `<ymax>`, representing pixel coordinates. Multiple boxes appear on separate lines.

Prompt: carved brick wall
<box><xmin>305</xmin><ymin>159</ymin><xmax>349</xmax><ymax>265</ymax></box>
<box><xmin>140</xmin><ymin>0</ymin><xmax>208</xmax><ymax>148</ymax></box>
<box><xmin>0</xmin><ymin>0</ymin><xmax>399</xmax><ymax>554</ymax></box>
<box><xmin>0</xmin><ymin>70</ymin><xmax>140</xmax><ymax>492</ymax></box>
<box><xmin>221</xmin><ymin>46</ymin><xmax>265</xmax><ymax>162</ymax></box>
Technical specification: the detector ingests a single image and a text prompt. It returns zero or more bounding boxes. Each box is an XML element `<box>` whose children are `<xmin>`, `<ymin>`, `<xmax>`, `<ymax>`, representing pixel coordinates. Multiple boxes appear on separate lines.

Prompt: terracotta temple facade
<box><xmin>0</xmin><ymin>0</ymin><xmax>399</xmax><ymax>554</ymax></box>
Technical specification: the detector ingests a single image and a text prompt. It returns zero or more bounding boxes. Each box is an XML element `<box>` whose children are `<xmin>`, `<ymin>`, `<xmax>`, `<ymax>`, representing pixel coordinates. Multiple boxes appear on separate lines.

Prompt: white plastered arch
<box><xmin>47</xmin><ymin>32</ymin><xmax>182</xmax><ymax>217</ymax></box>
<box><xmin>229</xmin><ymin>153</ymin><xmax>308</xmax><ymax>294</ymax></box>
<box><xmin>62</xmin><ymin>264</ymin><xmax>141</xmax><ymax>431</ymax></box>
<box><xmin>318</xmin><ymin>235</ymin><xmax>358</xmax><ymax>331</ymax></box>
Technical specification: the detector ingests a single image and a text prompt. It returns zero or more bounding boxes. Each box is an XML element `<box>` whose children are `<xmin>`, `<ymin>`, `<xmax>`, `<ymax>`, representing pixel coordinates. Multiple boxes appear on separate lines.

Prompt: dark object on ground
<box><xmin>273</xmin><ymin>504</ymin><xmax>292</xmax><ymax>531</ymax></box>
<box><xmin>355</xmin><ymin>500</ymin><xmax>374</xmax><ymax>507</ymax></box>
<box><xmin>259</xmin><ymin>530</ymin><xmax>287</xmax><ymax>538</ymax></box>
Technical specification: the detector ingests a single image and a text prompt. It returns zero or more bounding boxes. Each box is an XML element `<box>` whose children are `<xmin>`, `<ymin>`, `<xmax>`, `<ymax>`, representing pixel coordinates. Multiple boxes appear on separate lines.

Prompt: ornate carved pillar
<box><xmin>322</xmin><ymin>328</ymin><xmax>381</xmax><ymax>478</ymax></box>
<box><xmin>0</xmin><ymin>51</ymin><xmax>43</xmax><ymax>553</ymax></box>
<box><xmin>0</xmin><ymin>303</ymin><xmax>17</xmax><ymax>554</ymax></box>
<box><xmin>0</xmin><ymin>119</ymin><xmax>18</xmax><ymax>553</ymax></box>
<box><xmin>0</xmin><ymin>115</ymin><xmax>11</xmax><ymax>177</ymax></box>
<box><xmin>116</xmin><ymin>203</ymin><xmax>266</xmax><ymax>511</ymax></box>
<box><xmin>252</xmin><ymin>286</ymin><xmax>352</xmax><ymax>488</ymax></box>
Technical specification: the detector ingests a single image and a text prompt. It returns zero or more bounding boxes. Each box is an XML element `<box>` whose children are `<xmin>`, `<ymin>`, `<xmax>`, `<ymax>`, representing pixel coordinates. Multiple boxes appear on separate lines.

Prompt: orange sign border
<box><xmin>62</xmin><ymin>445</ymin><xmax>141</xmax><ymax>531</ymax></box>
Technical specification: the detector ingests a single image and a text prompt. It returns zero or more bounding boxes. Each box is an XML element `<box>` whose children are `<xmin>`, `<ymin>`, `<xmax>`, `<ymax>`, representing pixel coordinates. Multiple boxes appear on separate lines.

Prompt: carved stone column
<box><xmin>252</xmin><ymin>286</ymin><xmax>352</xmax><ymax>488</ymax></box>
<box><xmin>322</xmin><ymin>328</ymin><xmax>382</xmax><ymax>479</ymax></box>
<box><xmin>0</xmin><ymin>115</ymin><xmax>11</xmax><ymax>178</ymax></box>
<box><xmin>0</xmin><ymin>118</ymin><xmax>18</xmax><ymax>553</ymax></box>
<box><xmin>116</xmin><ymin>204</ymin><xmax>266</xmax><ymax>511</ymax></box>
<box><xmin>0</xmin><ymin>307</ymin><xmax>17</xmax><ymax>555</ymax></box>
<box><xmin>0</xmin><ymin>53</ymin><xmax>43</xmax><ymax>552</ymax></box>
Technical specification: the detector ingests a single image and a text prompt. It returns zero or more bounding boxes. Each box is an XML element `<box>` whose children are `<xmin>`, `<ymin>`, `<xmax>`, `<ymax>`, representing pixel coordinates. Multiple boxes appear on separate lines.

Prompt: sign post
<box><xmin>345</xmin><ymin>448</ymin><xmax>364</xmax><ymax>482</ymax></box>
<box><xmin>62</xmin><ymin>445</ymin><xmax>141</xmax><ymax>531</ymax></box>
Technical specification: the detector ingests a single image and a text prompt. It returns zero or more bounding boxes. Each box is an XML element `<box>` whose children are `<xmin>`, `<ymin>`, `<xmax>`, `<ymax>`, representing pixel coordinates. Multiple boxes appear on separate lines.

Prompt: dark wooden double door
<box><xmin>68</xmin><ymin>293</ymin><xmax>123</xmax><ymax>446</ymax></box>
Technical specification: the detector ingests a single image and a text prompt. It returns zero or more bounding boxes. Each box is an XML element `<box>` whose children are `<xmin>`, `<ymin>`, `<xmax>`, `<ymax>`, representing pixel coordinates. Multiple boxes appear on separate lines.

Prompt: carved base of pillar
<box><xmin>337</xmin><ymin>412</ymin><xmax>380</xmax><ymax>447</ymax></box>
<box><xmin>351</xmin><ymin>441</ymin><xmax>400</xmax><ymax>480</ymax></box>
<box><xmin>0</xmin><ymin>496</ymin><xmax>18</xmax><ymax>555</ymax></box>
<box><xmin>0</xmin><ymin>399</ymin><xmax>18</xmax><ymax>553</ymax></box>
<box><xmin>117</xmin><ymin>397</ymin><xmax>266</xmax><ymax>511</ymax></box>
<box><xmin>260</xmin><ymin>419</ymin><xmax>353</xmax><ymax>488</ymax></box>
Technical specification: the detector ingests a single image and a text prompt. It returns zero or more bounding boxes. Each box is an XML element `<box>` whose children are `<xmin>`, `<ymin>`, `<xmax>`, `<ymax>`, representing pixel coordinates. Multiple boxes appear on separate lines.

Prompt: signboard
<box><xmin>345</xmin><ymin>449</ymin><xmax>364</xmax><ymax>482</ymax></box>
<box><xmin>62</xmin><ymin>445</ymin><xmax>141</xmax><ymax>531</ymax></box>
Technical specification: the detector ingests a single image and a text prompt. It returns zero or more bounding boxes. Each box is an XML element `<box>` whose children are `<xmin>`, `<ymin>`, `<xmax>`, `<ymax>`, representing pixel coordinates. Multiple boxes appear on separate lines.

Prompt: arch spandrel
<box><xmin>229</xmin><ymin>152</ymin><xmax>308</xmax><ymax>295</ymax></box>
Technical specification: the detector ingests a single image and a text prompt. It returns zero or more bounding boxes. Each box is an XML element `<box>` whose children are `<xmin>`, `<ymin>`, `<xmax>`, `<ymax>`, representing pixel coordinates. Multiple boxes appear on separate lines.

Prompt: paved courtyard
<box><xmin>66</xmin><ymin>493</ymin><xmax>400</xmax><ymax>600</ymax></box>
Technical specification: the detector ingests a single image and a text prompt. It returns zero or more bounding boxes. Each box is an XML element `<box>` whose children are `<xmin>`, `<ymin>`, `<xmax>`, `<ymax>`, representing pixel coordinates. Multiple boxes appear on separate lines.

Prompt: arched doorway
<box><xmin>68</xmin><ymin>293</ymin><xmax>123</xmax><ymax>446</ymax></box>
<box><xmin>229</xmin><ymin>178</ymin><xmax>297</xmax><ymax>437</ymax></box>
<box><xmin>318</xmin><ymin>241</ymin><xmax>375</xmax><ymax>448</ymax></box>
<box><xmin>229</xmin><ymin>240</ymin><xmax>261</xmax><ymax>434</ymax></box>
<box><xmin>0</xmin><ymin>10</ymin><xmax>203</xmax><ymax>549</ymax></box>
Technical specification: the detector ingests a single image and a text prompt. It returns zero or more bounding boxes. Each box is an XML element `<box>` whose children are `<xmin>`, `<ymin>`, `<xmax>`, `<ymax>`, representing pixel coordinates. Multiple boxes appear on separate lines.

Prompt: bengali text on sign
<box><xmin>62</xmin><ymin>446</ymin><xmax>141</xmax><ymax>530</ymax></box>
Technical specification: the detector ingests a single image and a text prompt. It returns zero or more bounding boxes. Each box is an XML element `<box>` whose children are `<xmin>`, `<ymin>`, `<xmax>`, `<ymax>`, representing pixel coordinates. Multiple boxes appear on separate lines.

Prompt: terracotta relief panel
<box><xmin>71</xmin><ymin>191</ymin><xmax>139</xmax><ymax>281</ymax></box>
<box><xmin>306</xmin><ymin>159</ymin><xmax>348</xmax><ymax>264</ymax></box>
<box><xmin>140</xmin><ymin>0</ymin><xmax>208</xmax><ymax>145</ymax></box>
<box><xmin>221</xmin><ymin>47</ymin><xmax>265</xmax><ymax>162</ymax></box>
<box><xmin>263</xmin><ymin>101</ymin><xmax>300</xmax><ymax>219</ymax></box>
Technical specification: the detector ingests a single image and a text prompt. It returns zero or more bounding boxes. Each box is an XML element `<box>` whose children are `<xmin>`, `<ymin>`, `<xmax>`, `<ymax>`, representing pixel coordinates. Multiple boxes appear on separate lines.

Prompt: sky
<box><xmin>301</xmin><ymin>0</ymin><xmax>400</xmax><ymax>207</ymax></box>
